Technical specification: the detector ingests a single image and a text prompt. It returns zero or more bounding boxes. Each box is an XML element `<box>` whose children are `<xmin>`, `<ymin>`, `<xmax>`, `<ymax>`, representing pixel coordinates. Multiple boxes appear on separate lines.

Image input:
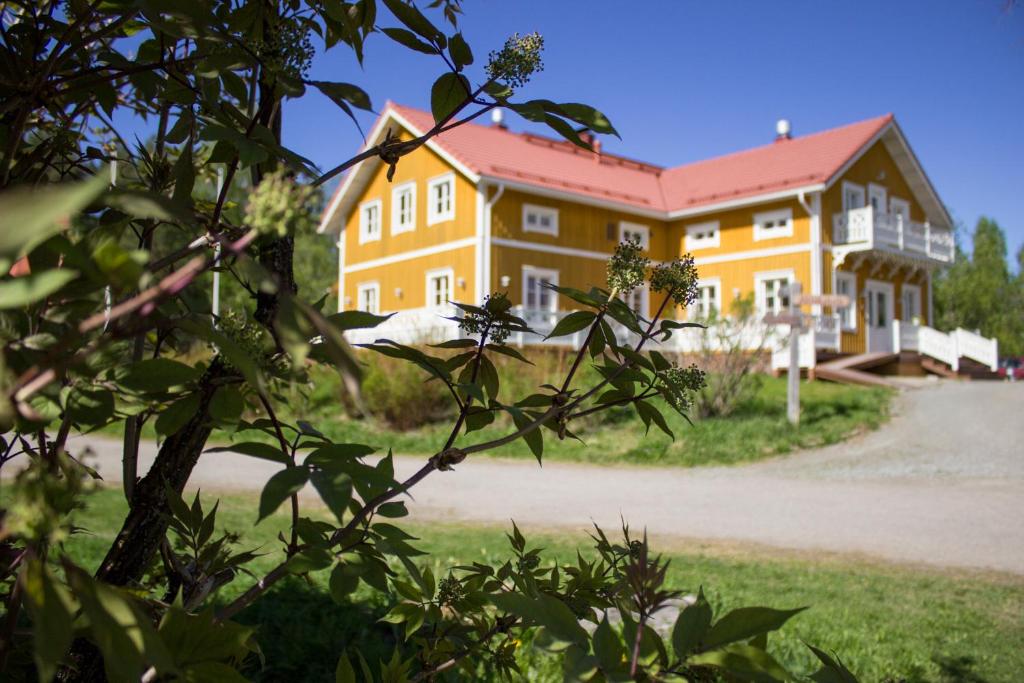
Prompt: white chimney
<box><xmin>775</xmin><ymin>119</ymin><xmax>792</xmax><ymax>141</ymax></box>
<box><xmin>491</xmin><ymin>108</ymin><xmax>507</xmax><ymax>129</ymax></box>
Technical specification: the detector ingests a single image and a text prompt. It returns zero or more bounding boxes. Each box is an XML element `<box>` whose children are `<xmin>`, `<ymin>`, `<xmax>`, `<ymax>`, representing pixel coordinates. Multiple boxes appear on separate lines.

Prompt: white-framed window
<box><xmin>901</xmin><ymin>283</ymin><xmax>922</xmax><ymax>323</ymax></box>
<box><xmin>358</xmin><ymin>199</ymin><xmax>383</xmax><ymax>244</ymax></box>
<box><xmin>522</xmin><ymin>204</ymin><xmax>559</xmax><ymax>236</ymax></box>
<box><xmin>834</xmin><ymin>271</ymin><xmax>857</xmax><ymax>331</ymax></box>
<box><xmin>754</xmin><ymin>269</ymin><xmax>795</xmax><ymax>316</ymax></box>
<box><xmin>427</xmin><ymin>173</ymin><xmax>455</xmax><ymax>225</ymax></box>
<box><xmin>690</xmin><ymin>278</ymin><xmax>722</xmax><ymax>320</ymax></box>
<box><xmin>685</xmin><ymin>220</ymin><xmax>720</xmax><ymax>250</ymax></box>
<box><xmin>425</xmin><ymin>267</ymin><xmax>453</xmax><ymax>308</ymax></box>
<box><xmin>391</xmin><ymin>181</ymin><xmax>416</xmax><ymax>234</ymax></box>
<box><xmin>868</xmin><ymin>183</ymin><xmax>887</xmax><ymax>213</ymax></box>
<box><xmin>622</xmin><ymin>282</ymin><xmax>649</xmax><ymax>319</ymax></box>
<box><xmin>752</xmin><ymin>208</ymin><xmax>793</xmax><ymax>241</ymax></box>
<box><xmin>619</xmin><ymin>221</ymin><xmax>650</xmax><ymax>250</ymax></box>
<box><xmin>522</xmin><ymin>266</ymin><xmax>559</xmax><ymax>312</ymax></box>
<box><xmin>890</xmin><ymin>197</ymin><xmax>910</xmax><ymax>225</ymax></box>
<box><xmin>842</xmin><ymin>181</ymin><xmax>865</xmax><ymax>212</ymax></box>
<box><xmin>357</xmin><ymin>281</ymin><xmax>380</xmax><ymax>315</ymax></box>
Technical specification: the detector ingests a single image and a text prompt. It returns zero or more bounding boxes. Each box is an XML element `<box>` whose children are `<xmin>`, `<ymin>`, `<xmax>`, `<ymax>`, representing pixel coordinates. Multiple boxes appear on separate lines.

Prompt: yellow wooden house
<box><xmin>318</xmin><ymin>103</ymin><xmax>997</xmax><ymax>376</ymax></box>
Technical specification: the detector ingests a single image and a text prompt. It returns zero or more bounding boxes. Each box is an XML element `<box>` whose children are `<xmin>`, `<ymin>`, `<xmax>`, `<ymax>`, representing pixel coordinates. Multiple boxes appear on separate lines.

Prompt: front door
<box><xmin>864</xmin><ymin>280</ymin><xmax>894</xmax><ymax>352</ymax></box>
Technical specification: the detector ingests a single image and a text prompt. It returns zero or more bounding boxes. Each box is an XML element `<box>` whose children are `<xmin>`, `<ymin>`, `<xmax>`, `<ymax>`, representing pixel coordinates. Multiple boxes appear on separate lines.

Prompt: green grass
<box><xmin>61</xmin><ymin>487</ymin><xmax>1024</xmax><ymax>682</ymax></box>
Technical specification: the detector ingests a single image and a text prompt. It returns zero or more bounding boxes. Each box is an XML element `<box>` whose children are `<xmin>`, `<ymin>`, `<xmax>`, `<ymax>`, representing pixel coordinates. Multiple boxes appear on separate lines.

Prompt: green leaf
<box><xmin>325</xmin><ymin>310</ymin><xmax>394</xmax><ymax>331</ymax></box>
<box><xmin>430</xmin><ymin>72</ymin><xmax>471</xmax><ymax>124</ymax></box>
<box><xmin>155</xmin><ymin>394</ymin><xmax>201</xmax><ymax>437</ymax></box>
<box><xmin>157</xmin><ymin>606</ymin><xmax>254</xmax><ymax>669</ymax></box>
<box><xmin>209</xmin><ymin>386</ymin><xmax>244</xmax><ymax>424</ymax></box>
<box><xmin>448</xmin><ymin>32</ymin><xmax>473</xmax><ymax>69</ymax></box>
<box><xmin>382</xmin><ymin>0</ymin><xmax>443</xmax><ymax>43</ymax></box>
<box><xmin>704</xmin><ymin>606</ymin><xmax>807</xmax><ymax>650</ymax></box>
<box><xmin>545</xmin><ymin>310</ymin><xmax>596</xmax><ymax>339</ymax></box>
<box><xmin>120</xmin><ymin>358</ymin><xmax>201</xmax><ymax>393</ymax></box>
<box><xmin>66</xmin><ymin>387</ymin><xmax>115</xmax><ymax>427</ymax></box>
<box><xmin>21</xmin><ymin>560</ymin><xmax>77</xmax><ymax>683</ymax></box>
<box><xmin>329</xmin><ymin>564</ymin><xmax>360</xmax><ymax>604</ymax></box>
<box><xmin>335</xmin><ymin>651</ymin><xmax>357</xmax><ymax>683</ymax></box>
<box><xmin>807</xmin><ymin>644</ymin><xmax>860</xmax><ymax>683</ymax></box>
<box><xmin>288</xmin><ymin>547</ymin><xmax>333</xmax><ymax>573</ymax></box>
<box><xmin>0</xmin><ymin>173</ymin><xmax>107</xmax><ymax>272</ymax></box>
<box><xmin>381</xmin><ymin>27</ymin><xmax>436</xmax><ymax>54</ymax></box>
<box><xmin>636</xmin><ymin>400</ymin><xmax>673</xmax><ymax>440</ymax></box>
<box><xmin>257</xmin><ymin>467</ymin><xmax>309</xmax><ymax>521</ymax></box>
<box><xmin>206</xmin><ymin>441</ymin><xmax>290</xmax><ymax>465</ymax></box>
<box><xmin>509</xmin><ymin>407</ymin><xmax>543</xmax><ymax>464</ymax></box>
<box><xmin>310</xmin><ymin>468</ymin><xmax>353</xmax><ymax>524</ymax></box>
<box><xmin>489</xmin><ymin>592</ymin><xmax>588</xmax><ymax>647</ymax></box>
<box><xmin>672</xmin><ymin>589</ymin><xmax>712</xmax><ymax>657</ymax></box>
<box><xmin>688</xmin><ymin>644</ymin><xmax>792</xmax><ymax>681</ymax></box>
<box><xmin>104</xmin><ymin>187</ymin><xmax>194</xmax><ymax>224</ymax></box>
<box><xmin>478</xmin><ymin>354</ymin><xmax>499</xmax><ymax>401</ymax></box>
<box><xmin>592</xmin><ymin>616</ymin><xmax>625</xmax><ymax>674</ymax></box>
<box><xmin>310</xmin><ymin>82</ymin><xmax>371</xmax><ymax>110</ymax></box>
<box><xmin>556</xmin><ymin>102</ymin><xmax>619</xmax><ymax>137</ymax></box>
<box><xmin>0</xmin><ymin>269</ymin><xmax>77</xmax><ymax>309</ymax></box>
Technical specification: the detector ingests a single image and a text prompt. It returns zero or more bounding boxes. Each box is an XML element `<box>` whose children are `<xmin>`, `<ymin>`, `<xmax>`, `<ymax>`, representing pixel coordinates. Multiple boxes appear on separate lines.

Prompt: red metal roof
<box><xmin>381</xmin><ymin>103</ymin><xmax>894</xmax><ymax>214</ymax></box>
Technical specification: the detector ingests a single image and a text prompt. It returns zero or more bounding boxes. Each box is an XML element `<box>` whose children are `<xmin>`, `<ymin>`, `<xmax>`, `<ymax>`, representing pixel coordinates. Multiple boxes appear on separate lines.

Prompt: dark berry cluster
<box><xmin>651</xmin><ymin>254</ymin><xmax>699</xmax><ymax>307</ymax></box>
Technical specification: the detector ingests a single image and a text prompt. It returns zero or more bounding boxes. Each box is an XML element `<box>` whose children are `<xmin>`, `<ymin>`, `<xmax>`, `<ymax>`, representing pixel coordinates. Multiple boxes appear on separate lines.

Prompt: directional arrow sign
<box><xmin>763</xmin><ymin>312</ymin><xmax>807</xmax><ymax>327</ymax></box>
<box><xmin>792</xmin><ymin>294</ymin><xmax>850</xmax><ymax>308</ymax></box>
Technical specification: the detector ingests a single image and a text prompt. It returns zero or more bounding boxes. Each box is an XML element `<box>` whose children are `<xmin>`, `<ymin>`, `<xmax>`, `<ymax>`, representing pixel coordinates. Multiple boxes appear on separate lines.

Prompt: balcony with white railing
<box><xmin>833</xmin><ymin>206</ymin><xmax>954</xmax><ymax>263</ymax></box>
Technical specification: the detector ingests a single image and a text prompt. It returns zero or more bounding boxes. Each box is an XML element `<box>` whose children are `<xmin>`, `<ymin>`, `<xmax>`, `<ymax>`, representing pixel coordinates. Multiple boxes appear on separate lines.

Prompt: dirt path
<box><xmin>61</xmin><ymin>380</ymin><xmax>1024</xmax><ymax>575</ymax></box>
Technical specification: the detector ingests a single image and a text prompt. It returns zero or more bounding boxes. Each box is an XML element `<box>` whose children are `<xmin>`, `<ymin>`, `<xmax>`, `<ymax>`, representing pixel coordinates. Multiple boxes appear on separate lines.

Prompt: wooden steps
<box><xmin>814</xmin><ymin>352</ymin><xmax>900</xmax><ymax>388</ymax></box>
<box><xmin>920</xmin><ymin>356</ymin><xmax>958</xmax><ymax>379</ymax></box>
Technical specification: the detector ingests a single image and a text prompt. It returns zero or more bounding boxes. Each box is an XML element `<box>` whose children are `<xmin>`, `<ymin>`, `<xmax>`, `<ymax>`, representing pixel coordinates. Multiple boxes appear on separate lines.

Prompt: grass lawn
<box><xmin>225</xmin><ymin>372</ymin><xmax>893</xmax><ymax>468</ymax></box>
<box><xmin>58</xmin><ymin>487</ymin><xmax>1024</xmax><ymax>682</ymax></box>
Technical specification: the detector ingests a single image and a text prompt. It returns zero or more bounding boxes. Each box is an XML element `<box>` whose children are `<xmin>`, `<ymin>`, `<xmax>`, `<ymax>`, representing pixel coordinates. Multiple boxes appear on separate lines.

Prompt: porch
<box><xmin>833</xmin><ymin>206</ymin><xmax>954</xmax><ymax>264</ymax></box>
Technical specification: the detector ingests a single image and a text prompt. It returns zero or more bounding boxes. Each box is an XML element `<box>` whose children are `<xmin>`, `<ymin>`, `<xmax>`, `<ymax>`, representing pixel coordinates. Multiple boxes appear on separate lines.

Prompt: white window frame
<box><xmin>356</xmin><ymin>281</ymin><xmax>380</xmax><ymax>315</ymax></box>
<box><xmin>842</xmin><ymin>181</ymin><xmax>866</xmax><ymax>212</ymax></box>
<box><xmin>752</xmin><ymin>208</ymin><xmax>793</xmax><ymax>241</ymax></box>
<box><xmin>522</xmin><ymin>204</ymin><xmax>559</xmax><ymax>237</ymax></box>
<box><xmin>890</xmin><ymin>197</ymin><xmax>910</xmax><ymax>225</ymax></box>
<box><xmin>685</xmin><ymin>220</ymin><xmax>720</xmax><ymax>250</ymax></box>
<box><xmin>521</xmin><ymin>265</ymin><xmax>559</xmax><ymax>312</ymax></box>
<box><xmin>622</xmin><ymin>282</ymin><xmax>649</xmax><ymax>319</ymax></box>
<box><xmin>690</xmin><ymin>277</ymin><xmax>722</xmax><ymax>320</ymax></box>
<box><xmin>391</xmin><ymin>181</ymin><xmax>417</xmax><ymax>235</ymax></box>
<box><xmin>901</xmin><ymin>283</ymin><xmax>922</xmax><ymax>323</ymax></box>
<box><xmin>754</xmin><ymin>269</ymin><xmax>796</xmax><ymax>316</ymax></box>
<box><xmin>425</xmin><ymin>267</ymin><xmax>454</xmax><ymax>309</ymax></box>
<box><xmin>834</xmin><ymin>270</ymin><xmax>857</xmax><ymax>331</ymax></box>
<box><xmin>358</xmin><ymin>199</ymin><xmax>382</xmax><ymax>244</ymax></box>
<box><xmin>426</xmin><ymin>172</ymin><xmax>455</xmax><ymax>225</ymax></box>
<box><xmin>867</xmin><ymin>183</ymin><xmax>887</xmax><ymax>214</ymax></box>
<box><xmin>619</xmin><ymin>221</ymin><xmax>650</xmax><ymax>250</ymax></box>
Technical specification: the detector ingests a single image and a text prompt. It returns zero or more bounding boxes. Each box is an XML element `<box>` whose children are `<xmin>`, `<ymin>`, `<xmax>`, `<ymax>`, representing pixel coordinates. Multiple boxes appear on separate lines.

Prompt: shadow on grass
<box><xmin>897</xmin><ymin>654</ymin><xmax>991</xmax><ymax>683</ymax></box>
<box><xmin>230</xmin><ymin>578</ymin><xmax>396</xmax><ymax>682</ymax></box>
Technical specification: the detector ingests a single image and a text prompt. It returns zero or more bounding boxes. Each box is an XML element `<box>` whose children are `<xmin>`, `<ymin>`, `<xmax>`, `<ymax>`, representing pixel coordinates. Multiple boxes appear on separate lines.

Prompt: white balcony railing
<box><xmin>833</xmin><ymin>206</ymin><xmax>954</xmax><ymax>262</ymax></box>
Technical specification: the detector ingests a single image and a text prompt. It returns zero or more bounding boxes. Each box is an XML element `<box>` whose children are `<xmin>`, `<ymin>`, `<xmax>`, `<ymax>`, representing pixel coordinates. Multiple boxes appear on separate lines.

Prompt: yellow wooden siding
<box><xmin>836</xmin><ymin>261</ymin><xmax>930</xmax><ymax>353</ymax></box>
<box><xmin>489</xmin><ymin>244</ymin><xmax>612</xmax><ymax>312</ymax></box>
<box><xmin>667</xmin><ymin>198</ymin><xmax>811</xmax><ymax>259</ymax></box>
<box><xmin>343</xmin><ymin>131</ymin><xmax>477</xmax><ymax>265</ymax></box>
<box><xmin>344</xmin><ymin>246</ymin><xmax>475</xmax><ymax>313</ymax></box>
<box><xmin>490</xmin><ymin>189</ymin><xmax>668</xmax><ymax>259</ymax></box>
<box><xmin>680</xmin><ymin>252</ymin><xmax>814</xmax><ymax>320</ymax></box>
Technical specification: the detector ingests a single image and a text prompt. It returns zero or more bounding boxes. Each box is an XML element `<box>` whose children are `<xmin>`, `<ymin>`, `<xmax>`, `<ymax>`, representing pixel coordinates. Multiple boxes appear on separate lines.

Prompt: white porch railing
<box><xmin>832</xmin><ymin>206</ymin><xmax>954</xmax><ymax>262</ymax></box>
<box><xmin>342</xmin><ymin>305</ymin><xmax>463</xmax><ymax>345</ymax></box>
<box><xmin>893</xmin><ymin>320</ymin><xmax>998</xmax><ymax>371</ymax></box>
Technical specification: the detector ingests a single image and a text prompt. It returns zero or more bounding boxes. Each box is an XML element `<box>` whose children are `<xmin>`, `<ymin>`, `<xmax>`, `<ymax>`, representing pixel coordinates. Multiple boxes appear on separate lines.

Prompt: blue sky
<box><xmin>284</xmin><ymin>0</ymin><xmax>1024</xmax><ymax>265</ymax></box>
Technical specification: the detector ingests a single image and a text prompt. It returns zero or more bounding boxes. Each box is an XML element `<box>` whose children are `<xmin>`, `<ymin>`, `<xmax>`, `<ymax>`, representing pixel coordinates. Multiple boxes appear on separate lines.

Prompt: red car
<box><xmin>998</xmin><ymin>357</ymin><xmax>1024</xmax><ymax>380</ymax></box>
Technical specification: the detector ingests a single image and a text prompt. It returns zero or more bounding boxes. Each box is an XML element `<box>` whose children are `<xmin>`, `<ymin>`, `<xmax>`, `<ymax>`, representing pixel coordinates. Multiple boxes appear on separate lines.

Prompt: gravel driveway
<box><xmin>61</xmin><ymin>380</ymin><xmax>1024</xmax><ymax>576</ymax></box>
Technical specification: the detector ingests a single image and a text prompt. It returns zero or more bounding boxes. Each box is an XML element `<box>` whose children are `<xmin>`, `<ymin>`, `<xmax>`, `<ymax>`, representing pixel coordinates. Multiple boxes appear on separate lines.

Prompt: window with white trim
<box><xmin>834</xmin><ymin>271</ymin><xmax>857</xmax><ymax>330</ymax></box>
<box><xmin>622</xmin><ymin>282</ymin><xmax>649</xmax><ymax>319</ymax></box>
<box><xmin>358</xmin><ymin>199</ymin><xmax>382</xmax><ymax>243</ymax></box>
<box><xmin>868</xmin><ymin>183</ymin><xmax>887</xmax><ymax>213</ymax></box>
<box><xmin>755</xmin><ymin>271</ymin><xmax>793</xmax><ymax>316</ymax></box>
<box><xmin>901</xmin><ymin>284</ymin><xmax>921</xmax><ymax>323</ymax></box>
<box><xmin>425</xmin><ymin>268</ymin><xmax>453</xmax><ymax>308</ymax></box>
<box><xmin>391</xmin><ymin>181</ymin><xmax>416</xmax><ymax>234</ymax></box>
<box><xmin>427</xmin><ymin>173</ymin><xmax>455</xmax><ymax>224</ymax></box>
<box><xmin>691</xmin><ymin>278</ymin><xmax>721</xmax><ymax>319</ymax></box>
<box><xmin>890</xmin><ymin>197</ymin><xmax>910</xmax><ymax>226</ymax></box>
<box><xmin>619</xmin><ymin>221</ymin><xmax>650</xmax><ymax>250</ymax></box>
<box><xmin>523</xmin><ymin>267</ymin><xmax>558</xmax><ymax>311</ymax></box>
<box><xmin>357</xmin><ymin>282</ymin><xmax>380</xmax><ymax>315</ymax></box>
<box><xmin>752</xmin><ymin>208</ymin><xmax>793</xmax><ymax>241</ymax></box>
<box><xmin>522</xmin><ymin>204</ymin><xmax>558</xmax><ymax>236</ymax></box>
<box><xmin>685</xmin><ymin>220</ymin><xmax>720</xmax><ymax>250</ymax></box>
<box><xmin>842</xmin><ymin>181</ymin><xmax>865</xmax><ymax>212</ymax></box>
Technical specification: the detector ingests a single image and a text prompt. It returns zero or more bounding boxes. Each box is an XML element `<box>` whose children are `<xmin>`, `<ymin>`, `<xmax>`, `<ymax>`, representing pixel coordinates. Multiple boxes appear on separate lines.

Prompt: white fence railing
<box><xmin>893</xmin><ymin>320</ymin><xmax>998</xmax><ymax>372</ymax></box>
<box><xmin>832</xmin><ymin>206</ymin><xmax>954</xmax><ymax>262</ymax></box>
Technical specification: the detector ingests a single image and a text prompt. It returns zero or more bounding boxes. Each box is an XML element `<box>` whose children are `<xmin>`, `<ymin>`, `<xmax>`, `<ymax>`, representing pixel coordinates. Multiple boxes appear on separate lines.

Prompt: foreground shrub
<box><xmin>361</xmin><ymin>354</ymin><xmax>454</xmax><ymax>429</ymax></box>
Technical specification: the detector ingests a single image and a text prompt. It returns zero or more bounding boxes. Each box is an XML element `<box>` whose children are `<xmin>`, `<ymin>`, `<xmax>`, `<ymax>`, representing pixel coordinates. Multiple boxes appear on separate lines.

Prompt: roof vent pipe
<box><xmin>491</xmin><ymin>108</ymin><xmax>507</xmax><ymax>129</ymax></box>
<box><xmin>775</xmin><ymin>119</ymin><xmax>792</xmax><ymax>142</ymax></box>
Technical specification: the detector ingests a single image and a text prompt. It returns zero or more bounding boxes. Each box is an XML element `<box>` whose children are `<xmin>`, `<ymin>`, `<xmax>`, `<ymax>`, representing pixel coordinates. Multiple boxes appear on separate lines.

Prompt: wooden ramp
<box><xmin>815</xmin><ymin>352</ymin><xmax>900</xmax><ymax>388</ymax></box>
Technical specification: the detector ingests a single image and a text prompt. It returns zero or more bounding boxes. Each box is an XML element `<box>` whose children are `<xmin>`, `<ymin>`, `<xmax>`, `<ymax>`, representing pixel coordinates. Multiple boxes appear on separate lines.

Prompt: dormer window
<box><xmin>427</xmin><ymin>173</ymin><xmax>455</xmax><ymax>224</ymax></box>
<box><xmin>619</xmin><ymin>221</ymin><xmax>650</xmax><ymax>249</ymax></box>
<box><xmin>391</xmin><ymin>181</ymin><xmax>416</xmax><ymax>234</ymax></box>
<box><xmin>685</xmin><ymin>220</ymin><xmax>720</xmax><ymax>250</ymax></box>
<box><xmin>753</xmin><ymin>208</ymin><xmax>793</xmax><ymax>241</ymax></box>
<box><xmin>523</xmin><ymin>204</ymin><xmax>558</xmax><ymax>236</ymax></box>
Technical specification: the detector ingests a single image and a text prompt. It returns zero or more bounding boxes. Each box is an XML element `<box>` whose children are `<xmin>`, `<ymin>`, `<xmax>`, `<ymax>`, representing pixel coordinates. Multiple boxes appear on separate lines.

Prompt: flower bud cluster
<box><xmin>255</xmin><ymin>20</ymin><xmax>315</xmax><ymax>79</ymax></box>
<box><xmin>486</xmin><ymin>32</ymin><xmax>545</xmax><ymax>90</ymax></box>
<box><xmin>657</xmin><ymin>363</ymin><xmax>706</xmax><ymax>413</ymax></box>
<box><xmin>244</xmin><ymin>170</ymin><xmax>315</xmax><ymax>239</ymax></box>
<box><xmin>437</xmin><ymin>574</ymin><xmax>465</xmax><ymax>606</ymax></box>
<box><xmin>459</xmin><ymin>292</ymin><xmax>515</xmax><ymax>344</ymax></box>
<box><xmin>606</xmin><ymin>239</ymin><xmax>649</xmax><ymax>294</ymax></box>
<box><xmin>651</xmin><ymin>254</ymin><xmax>699</xmax><ymax>307</ymax></box>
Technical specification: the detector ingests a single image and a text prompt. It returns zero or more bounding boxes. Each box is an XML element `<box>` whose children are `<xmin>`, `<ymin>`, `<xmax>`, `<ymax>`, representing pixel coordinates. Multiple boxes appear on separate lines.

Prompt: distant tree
<box><xmin>934</xmin><ymin>217</ymin><xmax>1024</xmax><ymax>356</ymax></box>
